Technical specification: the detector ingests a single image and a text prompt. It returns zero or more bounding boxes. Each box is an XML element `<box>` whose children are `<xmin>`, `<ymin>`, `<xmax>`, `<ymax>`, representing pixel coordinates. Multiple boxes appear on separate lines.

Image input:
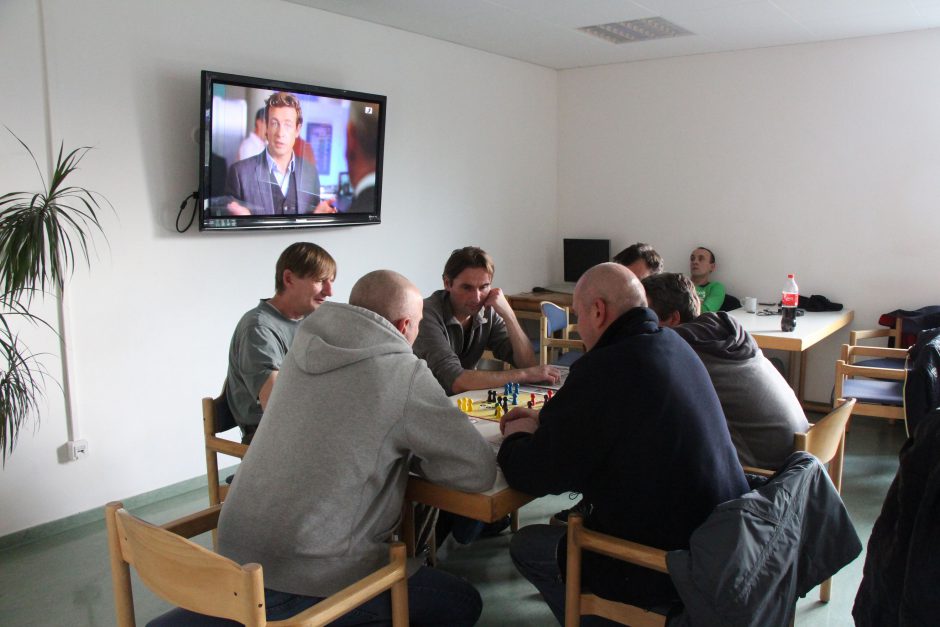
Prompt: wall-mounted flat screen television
<box><xmin>198</xmin><ymin>70</ymin><xmax>386</xmax><ymax>231</ymax></box>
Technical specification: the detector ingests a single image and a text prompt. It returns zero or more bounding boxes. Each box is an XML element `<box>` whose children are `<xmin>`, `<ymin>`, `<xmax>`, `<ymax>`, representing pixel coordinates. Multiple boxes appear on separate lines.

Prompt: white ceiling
<box><xmin>287</xmin><ymin>0</ymin><xmax>940</xmax><ymax>69</ymax></box>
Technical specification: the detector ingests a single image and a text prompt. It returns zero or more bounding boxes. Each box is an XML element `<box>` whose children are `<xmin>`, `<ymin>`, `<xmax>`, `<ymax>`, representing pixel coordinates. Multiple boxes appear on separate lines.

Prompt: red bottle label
<box><xmin>781</xmin><ymin>292</ymin><xmax>798</xmax><ymax>307</ymax></box>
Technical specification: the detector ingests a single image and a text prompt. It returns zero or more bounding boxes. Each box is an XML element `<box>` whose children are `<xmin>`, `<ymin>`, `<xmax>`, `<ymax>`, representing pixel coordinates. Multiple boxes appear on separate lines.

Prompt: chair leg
<box><xmin>511</xmin><ymin>509</ymin><xmax>519</xmax><ymax>533</ymax></box>
<box><xmin>820</xmin><ymin>577</ymin><xmax>832</xmax><ymax>602</ymax></box>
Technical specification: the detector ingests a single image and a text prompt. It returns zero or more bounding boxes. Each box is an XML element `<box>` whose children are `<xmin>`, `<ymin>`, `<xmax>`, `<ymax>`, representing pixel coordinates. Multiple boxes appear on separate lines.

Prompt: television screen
<box><xmin>198</xmin><ymin>70</ymin><xmax>386</xmax><ymax>231</ymax></box>
<box><xmin>563</xmin><ymin>238</ymin><xmax>610</xmax><ymax>282</ymax></box>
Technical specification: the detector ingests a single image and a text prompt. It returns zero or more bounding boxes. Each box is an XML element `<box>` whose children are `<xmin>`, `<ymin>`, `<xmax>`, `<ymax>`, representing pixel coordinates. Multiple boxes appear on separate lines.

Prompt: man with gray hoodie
<box><xmin>219</xmin><ymin>270</ymin><xmax>497</xmax><ymax>626</ymax></box>
<box><xmin>643</xmin><ymin>272</ymin><xmax>809</xmax><ymax>470</ymax></box>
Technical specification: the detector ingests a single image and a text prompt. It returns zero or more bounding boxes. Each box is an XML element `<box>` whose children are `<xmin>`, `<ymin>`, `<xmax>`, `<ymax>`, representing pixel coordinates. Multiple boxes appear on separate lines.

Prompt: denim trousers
<box><xmin>264</xmin><ymin>565</ymin><xmax>482</xmax><ymax>626</ymax></box>
<box><xmin>509</xmin><ymin>523</ymin><xmax>621</xmax><ymax>627</ymax></box>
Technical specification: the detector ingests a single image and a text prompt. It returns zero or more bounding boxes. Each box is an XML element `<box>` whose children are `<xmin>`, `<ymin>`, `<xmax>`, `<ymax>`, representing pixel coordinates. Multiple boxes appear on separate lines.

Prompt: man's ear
<box><xmin>442</xmin><ymin>275</ymin><xmax>452</xmax><ymax>290</ymax></box>
<box><xmin>282</xmin><ymin>269</ymin><xmax>295</xmax><ymax>288</ymax></box>
<box><xmin>392</xmin><ymin>317</ymin><xmax>408</xmax><ymax>336</ymax></box>
<box><xmin>663</xmin><ymin>310</ymin><xmax>681</xmax><ymax>328</ymax></box>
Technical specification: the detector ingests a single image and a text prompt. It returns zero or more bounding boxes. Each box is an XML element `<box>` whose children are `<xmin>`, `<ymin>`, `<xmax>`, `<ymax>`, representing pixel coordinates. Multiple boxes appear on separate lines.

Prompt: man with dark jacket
<box><xmin>500</xmin><ymin>263</ymin><xmax>747</xmax><ymax>622</ymax></box>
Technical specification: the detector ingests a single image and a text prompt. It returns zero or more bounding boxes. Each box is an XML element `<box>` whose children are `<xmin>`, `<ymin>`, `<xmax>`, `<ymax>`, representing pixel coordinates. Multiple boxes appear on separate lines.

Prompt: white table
<box><xmin>728</xmin><ymin>308</ymin><xmax>854</xmax><ymax>412</ymax></box>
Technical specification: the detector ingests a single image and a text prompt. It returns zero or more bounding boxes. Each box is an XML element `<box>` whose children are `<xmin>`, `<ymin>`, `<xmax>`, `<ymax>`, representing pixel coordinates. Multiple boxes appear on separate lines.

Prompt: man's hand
<box><xmin>500</xmin><ymin>406</ymin><xmax>540</xmax><ymax>436</ymax></box>
<box><xmin>518</xmin><ymin>364</ymin><xmax>562</xmax><ymax>386</ymax></box>
<box><xmin>313</xmin><ymin>199</ymin><xmax>338</xmax><ymax>214</ymax></box>
<box><xmin>483</xmin><ymin>287</ymin><xmax>513</xmax><ymax>318</ymax></box>
<box><xmin>226</xmin><ymin>200</ymin><xmax>251</xmax><ymax>215</ymax></box>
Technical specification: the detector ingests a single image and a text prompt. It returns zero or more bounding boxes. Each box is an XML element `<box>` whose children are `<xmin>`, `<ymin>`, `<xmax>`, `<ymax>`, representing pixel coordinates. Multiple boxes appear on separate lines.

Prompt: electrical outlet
<box><xmin>67</xmin><ymin>439</ymin><xmax>88</xmax><ymax>461</ymax></box>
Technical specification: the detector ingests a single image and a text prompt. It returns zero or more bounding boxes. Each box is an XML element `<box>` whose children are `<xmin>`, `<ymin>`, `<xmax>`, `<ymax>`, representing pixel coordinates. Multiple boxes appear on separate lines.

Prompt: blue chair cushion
<box><xmin>842</xmin><ymin>379</ymin><xmax>903</xmax><ymax>405</ymax></box>
<box><xmin>853</xmin><ymin>357</ymin><xmax>906</xmax><ymax>370</ymax></box>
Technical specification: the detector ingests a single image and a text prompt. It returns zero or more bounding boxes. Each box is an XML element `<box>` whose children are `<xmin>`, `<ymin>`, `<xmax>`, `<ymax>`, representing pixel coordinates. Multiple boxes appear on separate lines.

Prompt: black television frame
<box><xmin>198</xmin><ymin>70</ymin><xmax>387</xmax><ymax>231</ymax></box>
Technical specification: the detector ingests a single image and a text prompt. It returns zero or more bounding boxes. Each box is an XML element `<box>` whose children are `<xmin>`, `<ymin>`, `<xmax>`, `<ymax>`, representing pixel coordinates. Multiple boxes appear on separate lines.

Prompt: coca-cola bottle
<box><xmin>781</xmin><ymin>274</ymin><xmax>799</xmax><ymax>332</ymax></box>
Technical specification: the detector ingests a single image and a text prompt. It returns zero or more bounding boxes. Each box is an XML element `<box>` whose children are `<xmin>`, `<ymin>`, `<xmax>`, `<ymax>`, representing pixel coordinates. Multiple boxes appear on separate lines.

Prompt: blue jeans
<box><xmin>509</xmin><ymin>524</ymin><xmax>621</xmax><ymax>627</ymax></box>
<box><xmin>265</xmin><ymin>565</ymin><xmax>482</xmax><ymax>626</ymax></box>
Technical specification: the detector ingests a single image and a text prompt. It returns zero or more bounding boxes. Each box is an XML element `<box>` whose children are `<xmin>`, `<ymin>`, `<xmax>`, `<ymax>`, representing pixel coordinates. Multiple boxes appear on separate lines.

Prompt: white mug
<box><xmin>743</xmin><ymin>296</ymin><xmax>758</xmax><ymax>313</ymax></box>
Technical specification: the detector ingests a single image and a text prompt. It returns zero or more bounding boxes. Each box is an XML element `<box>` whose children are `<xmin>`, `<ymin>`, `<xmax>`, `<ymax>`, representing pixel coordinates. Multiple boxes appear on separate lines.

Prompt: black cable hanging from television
<box><xmin>176</xmin><ymin>191</ymin><xmax>198</xmax><ymax>233</ymax></box>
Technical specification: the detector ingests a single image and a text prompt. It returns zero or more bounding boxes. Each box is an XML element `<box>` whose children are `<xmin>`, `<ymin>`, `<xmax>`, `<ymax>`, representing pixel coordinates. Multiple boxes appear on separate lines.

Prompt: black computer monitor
<box><xmin>563</xmin><ymin>239</ymin><xmax>610</xmax><ymax>282</ymax></box>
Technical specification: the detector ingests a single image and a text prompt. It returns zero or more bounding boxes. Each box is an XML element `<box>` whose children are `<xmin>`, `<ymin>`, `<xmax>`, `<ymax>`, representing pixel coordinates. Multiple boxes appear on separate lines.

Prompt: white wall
<box><xmin>558</xmin><ymin>30</ymin><xmax>940</xmax><ymax>403</ymax></box>
<box><xmin>0</xmin><ymin>0</ymin><xmax>558</xmax><ymax>535</ymax></box>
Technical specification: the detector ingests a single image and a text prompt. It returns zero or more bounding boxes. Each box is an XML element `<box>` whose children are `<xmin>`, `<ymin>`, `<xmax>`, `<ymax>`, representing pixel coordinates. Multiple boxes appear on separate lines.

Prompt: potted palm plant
<box><xmin>0</xmin><ymin>131</ymin><xmax>108</xmax><ymax>464</ymax></box>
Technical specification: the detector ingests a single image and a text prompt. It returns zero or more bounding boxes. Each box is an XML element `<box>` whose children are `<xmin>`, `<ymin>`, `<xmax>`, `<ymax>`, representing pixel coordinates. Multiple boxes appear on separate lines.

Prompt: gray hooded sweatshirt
<box><xmin>218</xmin><ymin>301</ymin><xmax>497</xmax><ymax>596</ymax></box>
<box><xmin>674</xmin><ymin>312</ymin><xmax>809</xmax><ymax>469</ymax></box>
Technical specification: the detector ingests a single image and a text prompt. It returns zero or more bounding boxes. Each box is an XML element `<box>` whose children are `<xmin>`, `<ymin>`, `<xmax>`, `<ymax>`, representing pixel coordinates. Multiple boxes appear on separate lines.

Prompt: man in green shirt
<box><xmin>690</xmin><ymin>246</ymin><xmax>725</xmax><ymax>312</ymax></box>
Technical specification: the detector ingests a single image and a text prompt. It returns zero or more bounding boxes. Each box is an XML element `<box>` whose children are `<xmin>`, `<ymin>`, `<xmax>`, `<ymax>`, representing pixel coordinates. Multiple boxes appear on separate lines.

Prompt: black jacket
<box><xmin>854</xmin><ymin>410</ymin><xmax>940</xmax><ymax>626</ymax></box>
<box><xmin>669</xmin><ymin>452</ymin><xmax>861</xmax><ymax>626</ymax></box>
<box><xmin>904</xmin><ymin>327</ymin><xmax>940</xmax><ymax>435</ymax></box>
<box><xmin>498</xmin><ymin>307</ymin><xmax>748</xmax><ymax>607</ymax></box>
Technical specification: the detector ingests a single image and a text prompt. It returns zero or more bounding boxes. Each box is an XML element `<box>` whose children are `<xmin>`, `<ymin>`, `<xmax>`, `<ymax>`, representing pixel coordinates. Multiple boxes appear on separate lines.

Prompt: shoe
<box><xmin>479</xmin><ymin>514</ymin><xmax>512</xmax><ymax>538</ymax></box>
<box><xmin>549</xmin><ymin>498</ymin><xmax>592</xmax><ymax>526</ymax></box>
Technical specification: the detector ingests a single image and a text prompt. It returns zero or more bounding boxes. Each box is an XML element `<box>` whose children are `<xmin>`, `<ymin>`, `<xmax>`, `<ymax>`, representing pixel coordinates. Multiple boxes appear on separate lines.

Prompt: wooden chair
<box><xmin>848</xmin><ymin>317</ymin><xmax>906</xmax><ymax>369</ymax></box>
<box><xmin>106</xmin><ymin>501</ymin><xmax>409</xmax><ymax>626</ymax></box>
<box><xmin>564</xmin><ymin>513</ymin><xmax>670</xmax><ymax>627</ymax></box>
<box><xmin>539</xmin><ymin>301</ymin><xmax>584</xmax><ymax>367</ymax></box>
<box><xmin>204</xmin><ymin>392</ymin><xmax>248</xmax><ymax>510</ymax></box>
<box><xmin>742</xmin><ymin>398</ymin><xmax>857</xmax><ymax>602</ymax></box>
<box><xmin>835</xmin><ymin>345</ymin><xmax>909</xmax><ymax>426</ymax></box>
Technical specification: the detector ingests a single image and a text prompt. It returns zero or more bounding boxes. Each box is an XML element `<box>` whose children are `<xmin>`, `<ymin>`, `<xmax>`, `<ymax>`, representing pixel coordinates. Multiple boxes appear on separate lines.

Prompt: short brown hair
<box><xmin>265</xmin><ymin>92</ymin><xmax>303</xmax><ymax>127</ymax></box>
<box><xmin>275</xmin><ymin>242</ymin><xmax>336</xmax><ymax>293</ymax></box>
<box><xmin>642</xmin><ymin>272</ymin><xmax>700</xmax><ymax>323</ymax></box>
<box><xmin>442</xmin><ymin>246</ymin><xmax>495</xmax><ymax>282</ymax></box>
<box><xmin>612</xmin><ymin>243</ymin><xmax>664</xmax><ymax>275</ymax></box>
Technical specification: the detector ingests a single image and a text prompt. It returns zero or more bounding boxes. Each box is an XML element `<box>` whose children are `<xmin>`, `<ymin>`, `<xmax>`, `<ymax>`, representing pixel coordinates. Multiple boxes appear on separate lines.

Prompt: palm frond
<box><xmin>0</xmin><ymin>131</ymin><xmax>111</xmax><ymax>301</ymax></box>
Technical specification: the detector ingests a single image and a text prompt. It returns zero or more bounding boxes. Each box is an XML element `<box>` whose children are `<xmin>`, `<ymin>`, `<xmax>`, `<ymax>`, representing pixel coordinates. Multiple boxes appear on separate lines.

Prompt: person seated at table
<box><xmin>689</xmin><ymin>246</ymin><xmax>725</xmax><ymax>312</ymax></box>
<box><xmin>413</xmin><ymin>245</ymin><xmax>561</xmax><ymax>394</ymax></box>
<box><xmin>413</xmin><ymin>246</ymin><xmax>561</xmax><ymax>547</ymax></box>
<box><xmin>643</xmin><ymin>272</ymin><xmax>809</xmax><ymax>470</ymax></box>
<box><xmin>611</xmin><ymin>242</ymin><xmax>664</xmax><ymax>279</ymax></box>
<box><xmin>218</xmin><ymin>270</ymin><xmax>497</xmax><ymax>626</ymax></box>
<box><xmin>226</xmin><ymin>242</ymin><xmax>336</xmax><ymax>444</ymax></box>
<box><xmin>499</xmin><ymin>263</ymin><xmax>747</xmax><ymax>622</ymax></box>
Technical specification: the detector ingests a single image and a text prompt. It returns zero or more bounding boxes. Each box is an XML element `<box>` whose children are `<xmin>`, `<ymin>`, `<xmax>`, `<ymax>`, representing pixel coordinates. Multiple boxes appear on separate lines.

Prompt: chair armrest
<box><xmin>741</xmin><ymin>465</ymin><xmax>775</xmax><ymax>477</ymax></box>
<box><xmin>569</xmin><ymin>514</ymin><xmax>668</xmax><ymax>574</ymax></box>
<box><xmin>543</xmin><ymin>339</ymin><xmax>586</xmax><ymax>351</ymax></box>
<box><xmin>838</xmin><ymin>362</ymin><xmax>908</xmax><ymax>380</ymax></box>
<box><xmin>160</xmin><ymin>504</ymin><xmax>223</xmax><ymax>538</ymax></box>
<box><xmin>206</xmin><ymin>435</ymin><xmax>249</xmax><ymax>459</ymax></box>
<box><xmin>271</xmin><ymin>543</ymin><xmax>408</xmax><ymax>626</ymax></box>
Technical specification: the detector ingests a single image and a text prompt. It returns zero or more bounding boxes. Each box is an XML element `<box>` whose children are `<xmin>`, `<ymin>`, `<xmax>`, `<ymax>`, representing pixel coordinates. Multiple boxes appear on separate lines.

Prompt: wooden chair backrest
<box><xmin>848</xmin><ymin>317</ymin><xmax>903</xmax><ymax>349</ymax></box>
<box><xmin>106</xmin><ymin>502</ymin><xmax>266</xmax><ymax>627</ymax></box>
<box><xmin>106</xmin><ymin>501</ymin><xmax>410</xmax><ymax>627</ymax></box>
<box><xmin>796</xmin><ymin>398</ymin><xmax>855</xmax><ymax>468</ymax></box>
<box><xmin>564</xmin><ymin>514</ymin><xmax>668</xmax><ymax>627</ymax></box>
<box><xmin>838</xmin><ymin>343</ymin><xmax>909</xmax><ymax>368</ymax></box>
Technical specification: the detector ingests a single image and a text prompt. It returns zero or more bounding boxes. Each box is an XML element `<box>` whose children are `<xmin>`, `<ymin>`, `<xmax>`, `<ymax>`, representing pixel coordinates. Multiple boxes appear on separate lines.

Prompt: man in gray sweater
<box><xmin>219</xmin><ymin>270</ymin><xmax>497</xmax><ymax>625</ymax></box>
<box><xmin>643</xmin><ymin>272</ymin><xmax>809</xmax><ymax>470</ymax></box>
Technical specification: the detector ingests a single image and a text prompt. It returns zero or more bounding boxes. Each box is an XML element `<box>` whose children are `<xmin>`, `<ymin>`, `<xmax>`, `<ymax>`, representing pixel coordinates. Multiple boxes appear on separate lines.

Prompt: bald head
<box><xmin>349</xmin><ymin>270</ymin><xmax>424</xmax><ymax>344</ymax></box>
<box><xmin>572</xmin><ymin>263</ymin><xmax>647</xmax><ymax>350</ymax></box>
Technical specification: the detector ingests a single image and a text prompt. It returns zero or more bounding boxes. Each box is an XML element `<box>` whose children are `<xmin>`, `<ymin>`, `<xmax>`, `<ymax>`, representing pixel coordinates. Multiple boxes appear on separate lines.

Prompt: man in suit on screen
<box><xmin>225</xmin><ymin>92</ymin><xmax>334</xmax><ymax>216</ymax></box>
